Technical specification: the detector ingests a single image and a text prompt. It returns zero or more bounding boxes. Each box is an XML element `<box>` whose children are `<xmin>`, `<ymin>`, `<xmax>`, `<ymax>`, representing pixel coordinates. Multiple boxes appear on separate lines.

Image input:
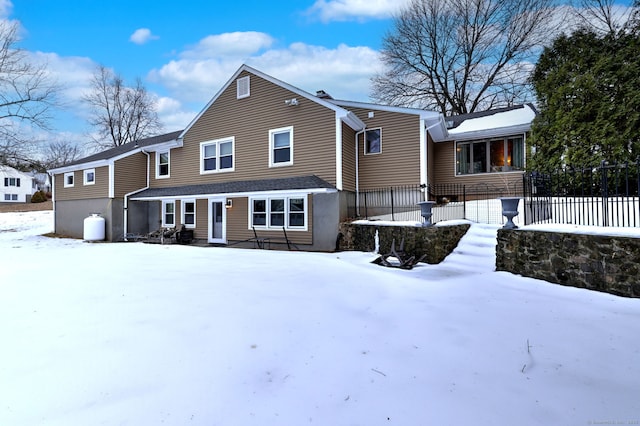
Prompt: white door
<box><xmin>208</xmin><ymin>198</ymin><xmax>226</xmax><ymax>243</ymax></box>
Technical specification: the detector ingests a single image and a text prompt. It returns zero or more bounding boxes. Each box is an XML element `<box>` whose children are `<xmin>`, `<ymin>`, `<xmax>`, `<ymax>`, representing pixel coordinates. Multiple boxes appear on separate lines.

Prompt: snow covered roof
<box><xmin>439</xmin><ymin>104</ymin><xmax>536</xmax><ymax>141</ymax></box>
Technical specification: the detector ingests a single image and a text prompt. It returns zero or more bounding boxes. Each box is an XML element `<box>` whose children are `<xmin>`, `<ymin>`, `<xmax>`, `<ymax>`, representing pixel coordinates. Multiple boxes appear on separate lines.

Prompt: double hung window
<box><xmin>269</xmin><ymin>127</ymin><xmax>293</xmax><ymax>167</ymax></box>
<box><xmin>162</xmin><ymin>200</ymin><xmax>175</xmax><ymax>227</ymax></box>
<box><xmin>182</xmin><ymin>200</ymin><xmax>196</xmax><ymax>228</ymax></box>
<box><xmin>201</xmin><ymin>138</ymin><xmax>234</xmax><ymax>174</ymax></box>
<box><xmin>250</xmin><ymin>196</ymin><xmax>306</xmax><ymax>230</ymax></box>
<box><xmin>157</xmin><ymin>151</ymin><xmax>170</xmax><ymax>178</ymax></box>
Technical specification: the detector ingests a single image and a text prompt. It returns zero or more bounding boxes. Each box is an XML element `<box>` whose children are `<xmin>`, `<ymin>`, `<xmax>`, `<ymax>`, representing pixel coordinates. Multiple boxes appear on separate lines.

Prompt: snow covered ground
<box><xmin>1</xmin><ymin>211</ymin><xmax>639</xmax><ymax>426</ymax></box>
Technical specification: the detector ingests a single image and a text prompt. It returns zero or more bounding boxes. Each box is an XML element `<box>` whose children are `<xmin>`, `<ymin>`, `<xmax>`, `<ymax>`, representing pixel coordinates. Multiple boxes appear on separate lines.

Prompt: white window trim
<box><xmin>200</xmin><ymin>137</ymin><xmax>235</xmax><ymax>175</ymax></box>
<box><xmin>63</xmin><ymin>172</ymin><xmax>74</xmax><ymax>188</ymax></box>
<box><xmin>237</xmin><ymin>75</ymin><xmax>250</xmax><ymax>99</ymax></box>
<box><xmin>156</xmin><ymin>151</ymin><xmax>170</xmax><ymax>179</ymax></box>
<box><xmin>83</xmin><ymin>168</ymin><xmax>95</xmax><ymax>186</ymax></box>
<box><xmin>162</xmin><ymin>200</ymin><xmax>176</xmax><ymax>228</ymax></box>
<box><xmin>364</xmin><ymin>128</ymin><xmax>382</xmax><ymax>155</ymax></box>
<box><xmin>269</xmin><ymin>126</ymin><xmax>294</xmax><ymax>168</ymax></box>
<box><xmin>248</xmin><ymin>194</ymin><xmax>308</xmax><ymax>231</ymax></box>
<box><xmin>181</xmin><ymin>199</ymin><xmax>196</xmax><ymax>229</ymax></box>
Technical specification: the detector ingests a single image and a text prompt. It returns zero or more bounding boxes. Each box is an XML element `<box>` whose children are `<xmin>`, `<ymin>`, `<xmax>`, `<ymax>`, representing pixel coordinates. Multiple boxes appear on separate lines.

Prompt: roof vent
<box><xmin>316</xmin><ymin>90</ymin><xmax>333</xmax><ymax>100</ymax></box>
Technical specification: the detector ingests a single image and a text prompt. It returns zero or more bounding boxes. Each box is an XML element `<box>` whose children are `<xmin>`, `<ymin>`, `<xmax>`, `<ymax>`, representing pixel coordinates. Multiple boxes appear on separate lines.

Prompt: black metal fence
<box><xmin>346</xmin><ymin>183</ymin><xmax>520</xmax><ymax>224</ymax></box>
<box><xmin>524</xmin><ymin>161</ymin><xmax>640</xmax><ymax>227</ymax></box>
<box><xmin>346</xmin><ymin>161</ymin><xmax>640</xmax><ymax>228</ymax></box>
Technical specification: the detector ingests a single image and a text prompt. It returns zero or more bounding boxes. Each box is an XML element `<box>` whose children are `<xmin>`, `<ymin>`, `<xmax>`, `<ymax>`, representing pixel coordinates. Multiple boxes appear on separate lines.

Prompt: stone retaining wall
<box><xmin>338</xmin><ymin>223</ymin><xmax>470</xmax><ymax>264</ymax></box>
<box><xmin>496</xmin><ymin>229</ymin><xmax>640</xmax><ymax>298</ymax></box>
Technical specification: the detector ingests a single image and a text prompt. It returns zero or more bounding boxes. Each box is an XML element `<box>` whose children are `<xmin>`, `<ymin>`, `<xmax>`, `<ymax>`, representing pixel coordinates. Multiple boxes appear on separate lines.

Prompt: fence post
<box><xmin>601</xmin><ymin>160</ymin><xmax>609</xmax><ymax>226</ymax></box>
<box><xmin>390</xmin><ymin>187</ymin><xmax>395</xmax><ymax>221</ymax></box>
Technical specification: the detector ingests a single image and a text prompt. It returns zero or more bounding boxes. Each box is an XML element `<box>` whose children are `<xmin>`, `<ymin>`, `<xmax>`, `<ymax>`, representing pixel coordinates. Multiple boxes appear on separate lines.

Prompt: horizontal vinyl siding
<box><xmin>194</xmin><ymin>199</ymin><xmax>208</xmax><ymax>240</ymax></box>
<box><xmin>114</xmin><ymin>153</ymin><xmax>148</xmax><ymax>198</ymax></box>
<box><xmin>432</xmin><ymin>141</ymin><xmax>523</xmax><ymax>189</ymax></box>
<box><xmin>348</xmin><ymin>107</ymin><xmax>422</xmax><ymax>189</ymax></box>
<box><xmin>54</xmin><ymin>166</ymin><xmax>109</xmax><ymax>201</ymax></box>
<box><xmin>150</xmin><ymin>71</ymin><xmax>338</xmax><ymax>190</ymax></box>
<box><xmin>341</xmin><ymin>122</ymin><xmax>356</xmax><ymax>192</ymax></box>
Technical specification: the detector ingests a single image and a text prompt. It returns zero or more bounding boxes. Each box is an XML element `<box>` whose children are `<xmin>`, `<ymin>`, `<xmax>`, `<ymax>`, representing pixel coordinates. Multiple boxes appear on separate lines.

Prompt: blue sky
<box><xmin>8</xmin><ymin>0</ymin><xmax>403</xmax><ymax>145</ymax></box>
<box><xmin>5</xmin><ymin>0</ymin><xmax>635</xmax><ymax>150</ymax></box>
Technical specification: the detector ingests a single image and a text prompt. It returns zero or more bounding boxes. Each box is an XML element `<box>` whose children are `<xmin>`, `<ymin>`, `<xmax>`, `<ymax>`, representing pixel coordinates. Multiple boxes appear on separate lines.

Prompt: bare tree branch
<box><xmin>0</xmin><ymin>20</ymin><xmax>58</xmax><ymax>165</ymax></box>
<box><xmin>371</xmin><ymin>0</ymin><xmax>559</xmax><ymax>115</ymax></box>
<box><xmin>83</xmin><ymin>65</ymin><xmax>162</xmax><ymax>149</ymax></box>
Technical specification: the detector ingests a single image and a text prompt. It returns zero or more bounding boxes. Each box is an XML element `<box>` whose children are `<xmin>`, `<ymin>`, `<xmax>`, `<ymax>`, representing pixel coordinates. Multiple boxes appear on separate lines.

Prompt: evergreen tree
<box><xmin>529</xmin><ymin>24</ymin><xmax>640</xmax><ymax>170</ymax></box>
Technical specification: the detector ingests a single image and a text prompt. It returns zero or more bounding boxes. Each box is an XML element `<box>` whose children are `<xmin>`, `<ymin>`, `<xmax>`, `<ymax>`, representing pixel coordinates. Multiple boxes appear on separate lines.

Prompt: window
<box><xmin>64</xmin><ymin>172</ymin><xmax>74</xmax><ymax>188</ymax></box>
<box><xmin>237</xmin><ymin>76</ymin><xmax>250</xmax><ymax>99</ymax></box>
<box><xmin>157</xmin><ymin>151</ymin><xmax>170</xmax><ymax>178</ymax></box>
<box><xmin>200</xmin><ymin>138</ymin><xmax>234</xmax><ymax>174</ymax></box>
<box><xmin>4</xmin><ymin>194</ymin><xmax>17</xmax><ymax>201</ymax></box>
<box><xmin>83</xmin><ymin>169</ymin><xmax>95</xmax><ymax>185</ymax></box>
<box><xmin>364</xmin><ymin>128</ymin><xmax>382</xmax><ymax>154</ymax></box>
<box><xmin>4</xmin><ymin>177</ymin><xmax>20</xmax><ymax>187</ymax></box>
<box><xmin>269</xmin><ymin>126</ymin><xmax>293</xmax><ymax>167</ymax></box>
<box><xmin>250</xmin><ymin>196</ymin><xmax>307</xmax><ymax>230</ymax></box>
<box><xmin>456</xmin><ymin>136</ymin><xmax>524</xmax><ymax>175</ymax></box>
<box><xmin>162</xmin><ymin>200</ymin><xmax>175</xmax><ymax>227</ymax></box>
<box><xmin>182</xmin><ymin>200</ymin><xmax>196</xmax><ymax>228</ymax></box>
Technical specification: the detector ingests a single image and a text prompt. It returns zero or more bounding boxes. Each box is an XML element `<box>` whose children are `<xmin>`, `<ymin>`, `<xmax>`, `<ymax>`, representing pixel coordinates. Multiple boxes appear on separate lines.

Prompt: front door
<box><xmin>208</xmin><ymin>198</ymin><xmax>226</xmax><ymax>244</ymax></box>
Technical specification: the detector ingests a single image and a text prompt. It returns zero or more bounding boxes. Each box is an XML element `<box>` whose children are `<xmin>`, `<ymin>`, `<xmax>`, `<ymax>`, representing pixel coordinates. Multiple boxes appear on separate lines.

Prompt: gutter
<box><xmin>123</xmin><ymin>149</ymin><xmax>150</xmax><ymax>241</ymax></box>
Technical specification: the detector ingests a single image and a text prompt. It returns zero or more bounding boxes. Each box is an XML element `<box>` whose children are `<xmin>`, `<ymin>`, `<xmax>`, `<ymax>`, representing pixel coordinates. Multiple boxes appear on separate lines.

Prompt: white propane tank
<box><xmin>83</xmin><ymin>213</ymin><xmax>105</xmax><ymax>241</ymax></box>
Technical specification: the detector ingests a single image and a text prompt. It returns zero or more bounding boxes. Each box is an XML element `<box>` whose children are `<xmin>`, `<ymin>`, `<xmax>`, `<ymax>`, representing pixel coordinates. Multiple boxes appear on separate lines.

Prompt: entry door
<box><xmin>208</xmin><ymin>198</ymin><xmax>226</xmax><ymax>244</ymax></box>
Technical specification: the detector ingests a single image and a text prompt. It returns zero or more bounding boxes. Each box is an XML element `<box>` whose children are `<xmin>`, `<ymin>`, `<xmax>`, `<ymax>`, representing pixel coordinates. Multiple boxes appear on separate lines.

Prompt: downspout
<box><xmin>123</xmin><ymin>149</ymin><xmax>150</xmax><ymax>241</ymax></box>
<box><xmin>354</xmin><ymin>128</ymin><xmax>366</xmax><ymax>216</ymax></box>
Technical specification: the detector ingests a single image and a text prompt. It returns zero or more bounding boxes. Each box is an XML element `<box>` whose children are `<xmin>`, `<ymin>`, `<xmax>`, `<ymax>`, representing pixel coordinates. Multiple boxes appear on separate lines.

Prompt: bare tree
<box><xmin>0</xmin><ymin>20</ymin><xmax>58</xmax><ymax>165</ymax></box>
<box><xmin>83</xmin><ymin>65</ymin><xmax>162</xmax><ymax>149</ymax></box>
<box><xmin>572</xmin><ymin>0</ymin><xmax>631</xmax><ymax>34</ymax></box>
<box><xmin>42</xmin><ymin>139</ymin><xmax>83</xmax><ymax>169</ymax></box>
<box><xmin>371</xmin><ymin>0</ymin><xmax>559</xmax><ymax>115</ymax></box>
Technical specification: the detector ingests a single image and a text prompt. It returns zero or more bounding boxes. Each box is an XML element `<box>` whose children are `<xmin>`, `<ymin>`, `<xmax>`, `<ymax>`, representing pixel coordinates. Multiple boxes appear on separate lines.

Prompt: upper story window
<box><xmin>269</xmin><ymin>126</ymin><xmax>293</xmax><ymax>167</ymax></box>
<box><xmin>83</xmin><ymin>169</ymin><xmax>95</xmax><ymax>185</ymax></box>
<box><xmin>237</xmin><ymin>76</ymin><xmax>250</xmax><ymax>99</ymax></box>
<box><xmin>3</xmin><ymin>177</ymin><xmax>20</xmax><ymax>187</ymax></box>
<box><xmin>157</xmin><ymin>151</ymin><xmax>170</xmax><ymax>178</ymax></box>
<box><xmin>456</xmin><ymin>136</ymin><xmax>524</xmax><ymax>175</ymax></box>
<box><xmin>181</xmin><ymin>200</ymin><xmax>196</xmax><ymax>228</ymax></box>
<box><xmin>64</xmin><ymin>172</ymin><xmax>74</xmax><ymax>188</ymax></box>
<box><xmin>364</xmin><ymin>128</ymin><xmax>382</xmax><ymax>155</ymax></box>
<box><xmin>162</xmin><ymin>200</ymin><xmax>175</xmax><ymax>227</ymax></box>
<box><xmin>200</xmin><ymin>137</ymin><xmax>234</xmax><ymax>174</ymax></box>
<box><xmin>250</xmin><ymin>195</ymin><xmax>307</xmax><ymax>230</ymax></box>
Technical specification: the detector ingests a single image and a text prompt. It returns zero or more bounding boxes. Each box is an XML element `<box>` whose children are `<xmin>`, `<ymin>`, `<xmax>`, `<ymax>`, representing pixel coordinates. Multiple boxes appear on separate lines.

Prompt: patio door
<box><xmin>208</xmin><ymin>198</ymin><xmax>226</xmax><ymax>244</ymax></box>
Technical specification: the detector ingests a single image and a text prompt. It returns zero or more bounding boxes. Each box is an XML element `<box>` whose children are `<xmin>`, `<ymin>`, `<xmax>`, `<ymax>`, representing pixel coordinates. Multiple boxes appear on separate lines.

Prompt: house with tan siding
<box><xmin>48</xmin><ymin>65</ymin><xmax>535</xmax><ymax>250</ymax></box>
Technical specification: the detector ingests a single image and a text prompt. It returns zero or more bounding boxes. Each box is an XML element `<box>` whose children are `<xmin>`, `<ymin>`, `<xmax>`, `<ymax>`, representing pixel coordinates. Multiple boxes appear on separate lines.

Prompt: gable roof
<box><xmin>179</xmin><ymin>64</ymin><xmax>366</xmax><ymax>138</ymax></box>
<box><xmin>131</xmin><ymin>175</ymin><xmax>336</xmax><ymax>200</ymax></box>
<box><xmin>48</xmin><ymin>130</ymin><xmax>183</xmax><ymax>174</ymax></box>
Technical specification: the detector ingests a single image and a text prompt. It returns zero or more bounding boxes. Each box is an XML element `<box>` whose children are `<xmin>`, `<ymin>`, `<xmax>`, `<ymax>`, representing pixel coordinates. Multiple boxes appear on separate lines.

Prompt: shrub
<box><xmin>31</xmin><ymin>190</ymin><xmax>47</xmax><ymax>203</ymax></box>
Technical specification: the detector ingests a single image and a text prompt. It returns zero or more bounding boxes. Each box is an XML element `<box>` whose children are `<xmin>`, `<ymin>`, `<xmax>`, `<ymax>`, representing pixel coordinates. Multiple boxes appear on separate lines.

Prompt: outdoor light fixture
<box><xmin>225</xmin><ymin>199</ymin><xmax>233</xmax><ymax>209</ymax></box>
<box><xmin>284</xmin><ymin>98</ymin><xmax>299</xmax><ymax>106</ymax></box>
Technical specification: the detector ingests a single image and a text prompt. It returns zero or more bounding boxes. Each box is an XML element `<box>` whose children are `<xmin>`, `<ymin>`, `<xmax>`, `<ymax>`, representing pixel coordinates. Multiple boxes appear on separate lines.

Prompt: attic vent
<box><xmin>237</xmin><ymin>76</ymin><xmax>250</xmax><ymax>99</ymax></box>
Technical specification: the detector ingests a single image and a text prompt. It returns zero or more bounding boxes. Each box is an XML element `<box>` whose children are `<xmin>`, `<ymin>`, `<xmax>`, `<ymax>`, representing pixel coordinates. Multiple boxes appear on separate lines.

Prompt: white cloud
<box><xmin>307</xmin><ymin>0</ymin><xmax>409</xmax><ymax>22</ymax></box>
<box><xmin>0</xmin><ymin>0</ymin><xmax>12</xmax><ymax>19</ymax></box>
<box><xmin>148</xmin><ymin>31</ymin><xmax>380</xmax><ymax>105</ymax></box>
<box><xmin>129</xmin><ymin>28</ymin><xmax>159</xmax><ymax>45</ymax></box>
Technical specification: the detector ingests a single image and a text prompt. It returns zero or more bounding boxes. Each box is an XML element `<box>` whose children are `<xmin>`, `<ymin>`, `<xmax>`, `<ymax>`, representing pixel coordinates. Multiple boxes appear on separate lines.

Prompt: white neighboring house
<box><xmin>0</xmin><ymin>165</ymin><xmax>36</xmax><ymax>203</ymax></box>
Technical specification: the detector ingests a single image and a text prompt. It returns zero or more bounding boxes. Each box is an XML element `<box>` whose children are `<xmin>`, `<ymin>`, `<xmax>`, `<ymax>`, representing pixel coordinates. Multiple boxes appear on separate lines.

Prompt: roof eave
<box><xmin>443</xmin><ymin>123</ymin><xmax>531</xmax><ymax>142</ymax></box>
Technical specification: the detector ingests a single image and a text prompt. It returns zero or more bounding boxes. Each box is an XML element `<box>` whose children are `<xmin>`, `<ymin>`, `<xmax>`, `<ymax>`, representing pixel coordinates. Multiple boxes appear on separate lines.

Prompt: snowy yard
<box><xmin>1</xmin><ymin>211</ymin><xmax>639</xmax><ymax>426</ymax></box>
